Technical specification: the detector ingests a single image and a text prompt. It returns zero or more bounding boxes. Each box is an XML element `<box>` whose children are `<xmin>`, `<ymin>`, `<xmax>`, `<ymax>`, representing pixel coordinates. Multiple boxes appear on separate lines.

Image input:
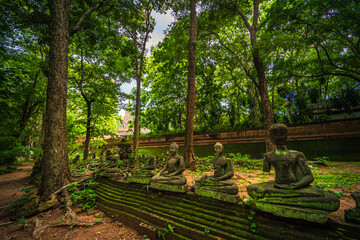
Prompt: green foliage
<box><xmin>226</xmin><ymin>153</ymin><xmax>262</xmax><ymax>170</ymax></box>
<box><xmin>313</xmin><ymin>156</ymin><xmax>329</xmax><ymax>164</ymax></box>
<box><xmin>157</xmin><ymin>224</ymin><xmax>175</xmax><ymax>240</ymax></box>
<box><xmin>313</xmin><ymin>167</ymin><xmax>360</xmax><ymax>196</ymax></box>
<box><xmin>13</xmin><ymin>216</ymin><xmax>31</xmax><ymax>231</ymax></box>
<box><xmin>68</xmin><ymin>180</ymin><xmax>98</xmax><ymax>210</ymax></box>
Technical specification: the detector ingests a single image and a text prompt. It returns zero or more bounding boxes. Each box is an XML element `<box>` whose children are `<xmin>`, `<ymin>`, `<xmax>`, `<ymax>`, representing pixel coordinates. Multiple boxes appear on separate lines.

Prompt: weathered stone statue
<box><xmin>246</xmin><ymin>123</ymin><xmax>340</xmax><ymax>223</ymax></box>
<box><xmin>127</xmin><ymin>155</ymin><xmax>156</xmax><ymax>184</ymax></box>
<box><xmin>150</xmin><ymin>142</ymin><xmax>188</xmax><ymax>193</ymax></box>
<box><xmin>98</xmin><ymin>147</ymin><xmax>120</xmax><ymax>177</ymax></box>
<box><xmin>345</xmin><ymin>192</ymin><xmax>360</xmax><ymax>224</ymax></box>
<box><xmin>193</xmin><ymin>142</ymin><xmax>240</xmax><ymax>203</ymax></box>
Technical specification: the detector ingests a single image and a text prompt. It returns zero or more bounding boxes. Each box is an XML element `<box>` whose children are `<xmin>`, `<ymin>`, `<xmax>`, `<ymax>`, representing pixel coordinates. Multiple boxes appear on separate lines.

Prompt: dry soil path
<box><xmin>0</xmin><ymin>162</ymin><xmax>143</xmax><ymax>240</ymax></box>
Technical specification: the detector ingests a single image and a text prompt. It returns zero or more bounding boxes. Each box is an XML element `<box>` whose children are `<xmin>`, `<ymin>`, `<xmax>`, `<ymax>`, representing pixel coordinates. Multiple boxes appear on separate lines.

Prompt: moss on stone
<box><xmin>96</xmin><ymin>179</ymin><xmax>357</xmax><ymax>240</ymax></box>
<box><xmin>150</xmin><ymin>183</ymin><xmax>189</xmax><ymax>193</ymax></box>
<box><xmin>255</xmin><ymin>202</ymin><xmax>329</xmax><ymax>224</ymax></box>
<box><xmin>194</xmin><ymin>188</ymin><xmax>241</xmax><ymax>203</ymax></box>
<box><xmin>127</xmin><ymin>177</ymin><xmax>151</xmax><ymax>185</ymax></box>
<box><xmin>345</xmin><ymin>208</ymin><xmax>360</xmax><ymax>224</ymax></box>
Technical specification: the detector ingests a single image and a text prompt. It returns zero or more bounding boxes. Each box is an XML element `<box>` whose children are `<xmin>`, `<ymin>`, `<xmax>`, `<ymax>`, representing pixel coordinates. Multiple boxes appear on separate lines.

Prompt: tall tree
<box><xmin>222</xmin><ymin>0</ymin><xmax>274</xmax><ymax>151</ymax></box>
<box><xmin>184</xmin><ymin>0</ymin><xmax>197</xmax><ymax>163</ymax></box>
<box><xmin>132</xmin><ymin>2</ymin><xmax>153</xmax><ymax>165</ymax></box>
<box><xmin>39</xmin><ymin>0</ymin><xmax>72</xmax><ymax>200</ymax></box>
<box><xmin>40</xmin><ymin>0</ymin><xmax>106</xmax><ymax>200</ymax></box>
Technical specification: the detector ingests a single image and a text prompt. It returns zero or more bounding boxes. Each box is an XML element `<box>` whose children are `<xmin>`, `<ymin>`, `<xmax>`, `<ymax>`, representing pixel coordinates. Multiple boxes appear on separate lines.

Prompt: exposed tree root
<box><xmin>63</xmin><ymin>189</ymin><xmax>76</xmax><ymax>222</ymax></box>
<box><xmin>49</xmin><ymin>177</ymin><xmax>90</xmax><ymax>201</ymax></box>
<box><xmin>32</xmin><ymin>217</ymin><xmax>44</xmax><ymax>240</ymax></box>
<box><xmin>0</xmin><ymin>221</ymin><xmax>13</xmax><ymax>226</ymax></box>
<box><xmin>31</xmin><ymin>214</ymin><xmax>101</xmax><ymax>240</ymax></box>
<box><xmin>29</xmin><ymin>177</ymin><xmax>93</xmax><ymax>239</ymax></box>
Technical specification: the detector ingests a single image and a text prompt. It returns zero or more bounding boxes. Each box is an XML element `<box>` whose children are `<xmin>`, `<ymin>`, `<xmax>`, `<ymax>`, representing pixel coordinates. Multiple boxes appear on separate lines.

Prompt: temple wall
<box><xmin>105</xmin><ymin>118</ymin><xmax>360</xmax><ymax>149</ymax></box>
<box><xmin>96</xmin><ymin>178</ymin><xmax>360</xmax><ymax>240</ymax></box>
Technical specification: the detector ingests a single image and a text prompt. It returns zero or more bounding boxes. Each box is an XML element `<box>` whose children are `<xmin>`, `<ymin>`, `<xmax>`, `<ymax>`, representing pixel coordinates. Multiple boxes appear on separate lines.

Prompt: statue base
<box><xmin>127</xmin><ymin>176</ymin><xmax>151</xmax><ymax>185</ymax></box>
<box><xmin>150</xmin><ymin>183</ymin><xmax>188</xmax><ymax>193</ymax></box>
<box><xmin>97</xmin><ymin>166</ymin><xmax>118</xmax><ymax>178</ymax></box>
<box><xmin>247</xmin><ymin>182</ymin><xmax>340</xmax><ymax>223</ymax></box>
<box><xmin>194</xmin><ymin>188</ymin><xmax>240</xmax><ymax>203</ymax></box>
<box><xmin>345</xmin><ymin>208</ymin><xmax>360</xmax><ymax>224</ymax></box>
<box><xmin>255</xmin><ymin>202</ymin><xmax>330</xmax><ymax>224</ymax></box>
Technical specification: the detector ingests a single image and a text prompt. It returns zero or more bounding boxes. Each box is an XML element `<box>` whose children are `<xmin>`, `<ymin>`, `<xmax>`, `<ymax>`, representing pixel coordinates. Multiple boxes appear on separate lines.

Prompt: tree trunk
<box><xmin>184</xmin><ymin>0</ymin><xmax>197</xmax><ymax>164</ymax></box>
<box><xmin>252</xmin><ymin>48</ymin><xmax>274</xmax><ymax>152</ymax></box>
<box><xmin>251</xmin><ymin>86</ymin><xmax>259</xmax><ymax>124</ymax></box>
<box><xmin>248</xmin><ymin>1</ymin><xmax>274</xmax><ymax>152</ymax></box>
<box><xmin>39</xmin><ymin>0</ymin><xmax>71</xmax><ymax>201</ymax></box>
<box><xmin>36</xmin><ymin>113</ymin><xmax>45</xmax><ymax>149</ymax></box>
<box><xmin>133</xmin><ymin>70</ymin><xmax>141</xmax><ymax>167</ymax></box>
<box><xmin>83</xmin><ymin>101</ymin><xmax>92</xmax><ymax>160</ymax></box>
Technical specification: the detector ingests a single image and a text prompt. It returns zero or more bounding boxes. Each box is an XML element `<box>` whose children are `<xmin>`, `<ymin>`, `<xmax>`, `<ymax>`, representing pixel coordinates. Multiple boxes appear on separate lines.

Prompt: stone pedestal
<box><xmin>345</xmin><ymin>192</ymin><xmax>360</xmax><ymax>224</ymax></box>
<box><xmin>194</xmin><ymin>188</ymin><xmax>240</xmax><ymax>203</ymax></box>
<box><xmin>247</xmin><ymin>182</ymin><xmax>340</xmax><ymax>223</ymax></box>
<box><xmin>150</xmin><ymin>183</ymin><xmax>188</xmax><ymax>193</ymax></box>
<box><xmin>127</xmin><ymin>176</ymin><xmax>151</xmax><ymax>185</ymax></box>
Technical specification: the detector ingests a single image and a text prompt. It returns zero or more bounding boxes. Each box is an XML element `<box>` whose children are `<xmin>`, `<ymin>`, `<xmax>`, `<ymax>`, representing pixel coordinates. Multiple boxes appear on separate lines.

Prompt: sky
<box><xmin>119</xmin><ymin>11</ymin><xmax>174</xmax><ymax>116</ymax></box>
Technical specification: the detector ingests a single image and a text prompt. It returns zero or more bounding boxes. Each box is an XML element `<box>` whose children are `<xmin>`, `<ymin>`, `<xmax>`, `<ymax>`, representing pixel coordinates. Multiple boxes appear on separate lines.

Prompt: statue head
<box><xmin>169</xmin><ymin>142</ymin><xmax>179</xmax><ymax>154</ymax></box>
<box><xmin>269</xmin><ymin>123</ymin><xmax>288</xmax><ymax>146</ymax></box>
<box><xmin>214</xmin><ymin>142</ymin><xmax>224</xmax><ymax>154</ymax></box>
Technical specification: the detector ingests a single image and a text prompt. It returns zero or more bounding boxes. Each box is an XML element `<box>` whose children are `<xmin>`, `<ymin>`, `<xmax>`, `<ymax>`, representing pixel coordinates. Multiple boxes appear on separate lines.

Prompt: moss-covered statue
<box><xmin>345</xmin><ymin>192</ymin><xmax>360</xmax><ymax>224</ymax></box>
<box><xmin>246</xmin><ymin>123</ymin><xmax>340</xmax><ymax>223</ymax></box>
<box><xmin>193</xmin><ymin>142</ymin><xmax>240</xmax><ymax>203</ymax></box>
<box><xmin>127</xmin><ymin>155</ymin><xmax>156</xmax><ymax>184</ymax></box>
<box><xmin>97</xmin><ymin>146</ymin><xmax>120</xmax><ymax>177</ymax></box>
<box><xmin>150</xmin><ymin>142</ymin><xmax>188</xmax><ymax>193</ymax></box>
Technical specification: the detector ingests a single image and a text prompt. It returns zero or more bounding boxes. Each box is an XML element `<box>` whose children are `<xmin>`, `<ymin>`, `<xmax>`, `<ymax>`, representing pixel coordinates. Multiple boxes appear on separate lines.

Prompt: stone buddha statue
<box><xmin>127</xmin><ymin>155</ymin><xmax>156</xmax><ymax>184</ymax></box>
<box><xmin>246</xmin><ymin>123</ymin><xmax>340</xmax><ymax>223</ymax></box>
<box><xmin>97</xmin><ymin>146</ymin><xmax>120</xmax><ymax>177</ymax></box>
<box><xmin>193</xmin><ymin>142</ymin><xmax>240</xmax><ymax>203</ymax></box>
<box><xmin>150</xmin><ymin>142</ymin><xmax>188</xmax><ymax>193</ymax></box>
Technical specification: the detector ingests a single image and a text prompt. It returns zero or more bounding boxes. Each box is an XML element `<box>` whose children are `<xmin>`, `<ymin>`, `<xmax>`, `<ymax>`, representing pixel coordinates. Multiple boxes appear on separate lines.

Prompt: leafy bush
<box><xmin>0</xmin><ymin>136</ymin><xmax>19</xmax><ymax>165</ymax></box>
<box><xmin>68</xmin><ymin>180</ymin><xmax>98</xmax><ymax>210</ymax></box>
<box><xmin>226</xmin><ymin>153</ymin><xmax>262</xmax><ymax>169</ymax></box>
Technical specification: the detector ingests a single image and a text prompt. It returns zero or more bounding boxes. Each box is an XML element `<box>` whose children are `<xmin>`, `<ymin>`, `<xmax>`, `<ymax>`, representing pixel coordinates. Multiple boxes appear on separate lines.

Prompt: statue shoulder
<box><xmin>289</xmin><ymin>150</ymin><xmax>307</xmax><ymax>163</ymax></box>
<box><xmin>290</xmin><ymin>150</ymin><xmax>305</xmax><ymax>157</ymax></box>
<box><xmin>264</xmin><ymin>151</ymin><xmax>275</xmax><ymax>159</ymax></box>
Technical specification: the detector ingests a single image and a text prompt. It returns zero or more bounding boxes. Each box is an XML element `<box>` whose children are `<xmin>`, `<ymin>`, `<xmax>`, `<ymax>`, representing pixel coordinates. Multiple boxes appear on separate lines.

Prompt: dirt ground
<box><xmin>0</xmin><ymin>163</ymin><xmax>144</xmax><ymax>240</ymax></box>
<box><xmin>1</xmin><ymin>161</ymin><xmax>359</xmax><ymax>239</ymax></box>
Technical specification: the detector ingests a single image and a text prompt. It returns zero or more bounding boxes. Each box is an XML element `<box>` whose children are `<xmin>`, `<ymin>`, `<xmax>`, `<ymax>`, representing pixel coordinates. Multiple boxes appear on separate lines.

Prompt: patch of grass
<box><xmin>313</xmin><ymin>167</ymin><xmax>360</xmax><ymax>193</ymax></box>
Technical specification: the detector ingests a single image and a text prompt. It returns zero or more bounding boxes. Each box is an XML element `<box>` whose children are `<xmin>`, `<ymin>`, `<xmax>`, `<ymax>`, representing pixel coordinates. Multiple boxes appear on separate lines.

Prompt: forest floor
<box><xmin>0</xmin><ymin>161</ymin><xmax>359</xmax><ymax>239</ymax></box>
<box><xmin>0</xmin><ymin>162</ymin><xmax>144</xmax><ymax>240</ymax></box>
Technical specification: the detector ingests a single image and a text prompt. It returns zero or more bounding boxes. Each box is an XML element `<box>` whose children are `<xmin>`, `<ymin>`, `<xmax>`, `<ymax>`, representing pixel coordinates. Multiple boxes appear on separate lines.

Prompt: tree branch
<box><xmin>70</xmin><ymin>1</ymin><xmax>105</xmax><ymax>36</ymax></box>
<box><xmin>223</xmin><ymin>3</ymin><xmax>252</xmax><ymax>31</ymax></box>
<box><xmin>286</xmin><ymin>70</ymin><xmax>360</xmax><ymax>84</ymax></box>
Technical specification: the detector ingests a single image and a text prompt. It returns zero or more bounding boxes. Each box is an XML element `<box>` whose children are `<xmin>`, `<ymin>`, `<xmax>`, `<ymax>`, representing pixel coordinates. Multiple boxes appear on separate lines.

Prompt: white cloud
<box><xmin>147</xmin><ymin>11</ymin><xmax>174</xmax><ymax>50</ymax></box>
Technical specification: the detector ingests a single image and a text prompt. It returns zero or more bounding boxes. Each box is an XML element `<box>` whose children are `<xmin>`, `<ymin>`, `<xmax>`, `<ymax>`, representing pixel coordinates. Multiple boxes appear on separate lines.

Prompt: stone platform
<box><xmin>150</xmin><ymin>183</ymin><xmax>188</xmax><ymax>193</ymax></box>
<box><xmin>127</xmin><ymin>176</ymin><xmax>151</xmax><ymax>185</ymax></box>
<box><xmin>95</xmin><ymin>177</ymin><xmax>360</xmax><ymax>240</ymax></box>
<box><xmin>194</xmin><ymin>188</ymin><xmax>240</xmax><ymax>203</ymax></box>
<box><xmin>247</xmin><ymin>182</ymin><xmax>340</xmax><ymax>223</ymax></box>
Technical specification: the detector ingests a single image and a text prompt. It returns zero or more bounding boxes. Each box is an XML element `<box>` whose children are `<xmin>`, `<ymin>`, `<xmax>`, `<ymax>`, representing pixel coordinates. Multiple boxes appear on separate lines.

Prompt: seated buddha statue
<box><xmin>150</xmin><ymin>142</ymin><xmax>188</xmax><ymax>193</ymax></box>
<box><xmin>127</xmin><ymin>155</ymin><xmax>156</xmax><ymax>184</ymax></box>
<box><xmin>98</xmin><ymin>146</ymin><xmax>120</xmax><ymax>177</ymax></box>
<box><xmin>193</xmin><ymin>142</ymin><xmax>240</xmax><ymax>203</ymax></box>
<box><xmin>246</xmin><ymin>123</ymin><xmax>340</xmax><ymax>223</ymax></box>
